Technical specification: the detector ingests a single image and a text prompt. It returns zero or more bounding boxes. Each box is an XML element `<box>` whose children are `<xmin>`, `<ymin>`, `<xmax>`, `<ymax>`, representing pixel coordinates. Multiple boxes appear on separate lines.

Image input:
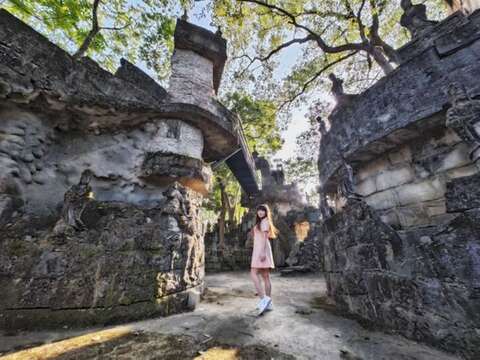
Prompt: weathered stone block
<box><xmin>395</xmin><ymin>177</ymin><xmax>445</xmax><ymax>206</ymax></box>
<box><xmin>0</xmin><ymin>183</ymin><xmax>205</xmax><ymax>330</ymax></box>
<box><xmin>375</xmin><ymin>165</ymin><xmax>415</xmax><ymax>192</ymax></box>
<box><xmin>365</xmin><ymin>188</ymin><xmax>398</xmax><ymax>210</ymax></box>
<box><xmin>388</xmin><ymin>145</ymin><xmax>412</xmax><ymax>165</ymax></box>
<box><xmin>169</xmin><ymin>49</ymin><xmax>214</xmax><ymax>103</ymax></box>
<box><xmin>141</xmin><ymin>152</ymin><xmax>212</xmax><ymax>195</ymax></box>
<box><xmin>446</xmin><ymin>163</ymin><xmax>478</xmax><ymax>179</ymax></box>
<box><xmin>319</xmin><ymin>10</ymin><xmax>480</xmax><ymax>358</ymax></box>
<box><xmin>395</xmin><ymin>204</ymin><xmax>430</xmax><ymax>228</ymax></box>
<box><xmin>436</xmin><ymin>142</ymin><xmax>471</xmax><ymax>172</ymax></box>
<box><xmin>446</xmin><ymin>173</ymin><xmax>480</xmax><ymax>212</ymax></box>
<box><xmin>356</xmin><ymin>157</ymin><xmax>390</xmax><ymax>182</ymax></box>
<box><xmin>355</xmin><ymin>177</ymin><xmax>377</xmax><ymax>196</ymax></box>
<box><xmin>322</xmin><ymin>198</ymin><xmax>480</xmax><ymax>358</ymax></box>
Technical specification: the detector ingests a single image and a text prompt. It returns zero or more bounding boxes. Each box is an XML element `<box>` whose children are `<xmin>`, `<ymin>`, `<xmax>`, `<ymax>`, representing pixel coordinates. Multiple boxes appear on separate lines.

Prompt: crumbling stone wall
<box><xmin>0</xmin><ymin>183</ymin><xmax>204</xmax><ymax>329</ymax></box>
<box><xmin>356</xmin><ymin>127</ymin><xmax>477</xmax><ymax>228</ymax></box>
<box><xmin>0</xmin><ymin>10</ymin><xmax>250</xmax><ymax>330</ymax></box>
<box><xmin>317</xmin><ymin>8</ymin><xmax>480</xmax><ymax>359</ymax></box>
<box><xmin>0</xmin><ymin>104</ymin><xmax>210</xmax><ymax>217</ymax></box>
<box><xmin>204</xmin><ymin>219</ymin><xmax>252</xmax><ymax>272</ymax></box>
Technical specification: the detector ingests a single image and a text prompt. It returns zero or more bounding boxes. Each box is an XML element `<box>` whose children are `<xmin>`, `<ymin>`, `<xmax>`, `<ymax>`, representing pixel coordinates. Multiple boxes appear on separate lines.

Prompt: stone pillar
<box><xmin>169</xmin><ymin>19</ymin><xmax>227</xmax><ymax>104</ymax></box>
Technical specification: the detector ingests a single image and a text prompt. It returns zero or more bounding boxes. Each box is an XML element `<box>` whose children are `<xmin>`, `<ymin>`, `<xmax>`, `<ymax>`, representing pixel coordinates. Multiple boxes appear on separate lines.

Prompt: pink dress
<box><xmin>251</xmin><ymin>218</ymin><xmax>275</xmax><ymax>269</ymax></box>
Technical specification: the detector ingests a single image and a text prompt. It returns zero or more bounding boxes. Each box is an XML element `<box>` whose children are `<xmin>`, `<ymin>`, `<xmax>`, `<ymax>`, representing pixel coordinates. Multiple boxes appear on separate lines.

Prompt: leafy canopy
<box><xmin>212</xmin><ymin>0</ymin><xmax>447</xmax><ymax>109</ymax></box>
<box><xmin>4</xmin><ymin>0</ymin><xmax>191</xmax><ymax>77</ymax></box>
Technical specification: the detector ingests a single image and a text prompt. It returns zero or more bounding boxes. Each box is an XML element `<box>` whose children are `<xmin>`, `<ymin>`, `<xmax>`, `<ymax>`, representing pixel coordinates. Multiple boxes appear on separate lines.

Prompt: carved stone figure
<box><xmin>318</xmin><ymin>188</ymin><xmax>333</xmax><ymax>221</ymax></box>
<box><xmin>337</xmin><ymin>155</ymin><xmax>362</xmax><ymax>201</ymax></box>
<box><xmin>446</xmin><ymin>83</ymin><xmax>480</xmax><ymax>163</ymax></box>
<box><xmin>317</xmin><ymin>116</ymin><xmax>328</xmax><ymax>137</ymax></box>
<box><xmin>163</xmin><ymin>182</ymin><xmax>189</xmax><ymax>216</ymax></box>
<box><xmin>272</xmin><ymin>164</ymin><xmax>285</xmax><ymax>185</ymax></box>
<box><xmin>58</xmin><ymin>169</ymin><xmax>93</xmax><ymax>231</ymax></box>
<box><xmin>329</xmin><ymin>74</ymin><xmax>356</xmax><ymax>108</ymax></box>
<box><xmin>400</xmin><ymin>0</ymin><xmax>438</xmax><ymax>38</ymax></box>
<box><xmin>329</xmin><ymin>73</ymin><xmax>345</xmax><ymax>102</ymax></box>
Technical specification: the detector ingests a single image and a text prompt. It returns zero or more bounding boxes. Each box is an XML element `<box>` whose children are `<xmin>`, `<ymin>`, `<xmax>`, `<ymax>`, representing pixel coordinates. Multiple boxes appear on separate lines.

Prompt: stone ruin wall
<box><xmin>204</xmin><ymin>213</ymin><xmax>254</xmax><ymax>272</ymax></box>
<box><xmin>0</xmin><ymin>11</ymin><xmax>238</xmax><ymax>330</ymax></box>
<box><xmin>317</xmin><ymin>9</ymin><xmax>480</xmax><ymax>359</ymax></box>
<box><xmin>357</xmin><ymin>127</ymin><xmax>477</xmax><ymax>229</ymax></box>
<box><xmin>0</xmin><ymin>101</ymin><xmax>207</xmax><ymax>329</ymax></box>
<box><xmin>0</xmin><ymin>105</ymin><xmax>208</xmax><ymax>216</ymax></box>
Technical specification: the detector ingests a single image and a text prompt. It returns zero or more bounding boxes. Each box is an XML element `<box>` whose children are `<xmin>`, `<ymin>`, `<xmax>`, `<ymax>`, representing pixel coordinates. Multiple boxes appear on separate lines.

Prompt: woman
<box><xmin>249</xmin><ymin>204</ymin><xmax>278</xmax><ymax>315</ymax></box>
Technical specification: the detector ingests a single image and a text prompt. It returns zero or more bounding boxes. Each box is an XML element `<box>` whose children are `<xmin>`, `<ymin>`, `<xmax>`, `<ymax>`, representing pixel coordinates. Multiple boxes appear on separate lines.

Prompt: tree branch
<box><xmin>368</xmin><ymin>0</ymin><xmax>399</xmax><ymax>64</ymax></box>
<box><xmin>73</xmin><ymin>0</ymin><xmax>101</xmax><ymax>59</ymax></box>
<box><xmin>369</xmin><ymin>0</ymin><xmax>380</xmax><ymax>35</ymax></box>
<box><xmin>258</xmin><ymin>35</ymin><xmax>314</xmax><ymax>62</ymax></box>
<box><xmin>239</xmin><ymin>0</ymin><xmax>365</xmax><ymax>54</ymax></box>
<box><xmin>279</xmin><ymin>51</ymin><xmax>359</xmax><ymax>110</ymax></box>
<box><xmin>299</xmin><ymin>9</ymin><xmax>353</xmax><ymax>21</ymax></box>
<box><xmin>232</xmin><ymin>35</ymin><xmax>313</xmax><ymax>78</ymax></box>
<box><xmin>100</xmin><ymin>22</ymin><xmax>131</xmax><ymax>31</ymax></box>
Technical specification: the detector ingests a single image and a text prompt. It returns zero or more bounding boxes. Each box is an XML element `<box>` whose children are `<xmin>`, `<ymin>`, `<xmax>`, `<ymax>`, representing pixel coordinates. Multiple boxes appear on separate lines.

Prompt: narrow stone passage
<box><xmin>0</xmin><ymin>272</ymin><xmax>460</xmax><ymax>360</ymax></box>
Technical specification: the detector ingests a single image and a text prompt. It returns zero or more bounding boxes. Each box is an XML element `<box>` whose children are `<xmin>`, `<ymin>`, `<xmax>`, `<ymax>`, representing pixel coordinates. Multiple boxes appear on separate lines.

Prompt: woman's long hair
<box><xmin>255</xmin><ymin>204</ymin><xmax>279</xmax><ymax>239</ymax></box>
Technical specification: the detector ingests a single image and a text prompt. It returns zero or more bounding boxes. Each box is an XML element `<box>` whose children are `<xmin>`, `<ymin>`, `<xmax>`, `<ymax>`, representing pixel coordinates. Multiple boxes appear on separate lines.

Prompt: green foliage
<box><xmin>4</xmin><ymin>0</ymin><xmax>189</xmax><ymax>77</ymax></box>
<box><xmin>212</xmin><ymin>0</ymin><xmax>449</xmax><ymax>108</ymax></box>
<box><xmin>223</xmin><ymin>92</ymin><xmax>283</xmax><ymax>156</ymax></box>
<box><xmin>283</xmin><ymin>156</ymin><xmax>319</xmax><ymax>205</ymax></box>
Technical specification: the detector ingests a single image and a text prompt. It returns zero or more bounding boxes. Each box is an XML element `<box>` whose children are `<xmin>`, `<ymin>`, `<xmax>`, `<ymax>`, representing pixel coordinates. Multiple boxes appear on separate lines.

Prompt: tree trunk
<box><xmin>72</xmin><ymin>0</ymin><xmax>101</xmax><ymax>60</ymax></box>
<box><xmin>368</xmin><ymin>45</ymin><xmax>394</xmax><ymax>75</ymax></box>
<box><xmin>218</xmin><ymin>180</ymin><xmax>229</xmax><ymax>250</ymax></box>
<box><xmin>218</xmin><ymin>212</ymin><xmax>225</xmax><ymax>251</ymax></box>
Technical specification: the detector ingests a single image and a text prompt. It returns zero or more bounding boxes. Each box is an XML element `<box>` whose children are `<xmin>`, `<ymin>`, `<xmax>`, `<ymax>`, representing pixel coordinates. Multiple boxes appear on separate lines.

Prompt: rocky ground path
<box><xmin>0</xmin><ymin>272</ymin><xmax>460</xmax><ymax>360</ymax></box>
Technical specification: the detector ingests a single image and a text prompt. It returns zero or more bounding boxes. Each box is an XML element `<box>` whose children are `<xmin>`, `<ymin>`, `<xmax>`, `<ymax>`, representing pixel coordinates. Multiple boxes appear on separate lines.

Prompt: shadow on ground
<box><xmin>0</xmin><ymin>272</ymin><xmax>461</xmax><ymax>360</ymax></box>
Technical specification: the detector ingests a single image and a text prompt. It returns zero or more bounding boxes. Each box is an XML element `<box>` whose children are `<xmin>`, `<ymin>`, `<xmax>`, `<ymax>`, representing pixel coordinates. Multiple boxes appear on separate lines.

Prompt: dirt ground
<box><xmin>0</xmin><ymin>272</ymin><xmax>461</xmax><ymax>360</ymax></box>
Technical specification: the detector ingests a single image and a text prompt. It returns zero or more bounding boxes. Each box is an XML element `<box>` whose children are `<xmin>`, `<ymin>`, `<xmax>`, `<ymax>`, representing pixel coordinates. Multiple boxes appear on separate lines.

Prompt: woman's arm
<box><xmin>260</xmin><ymin>219</ymin><xmax>269</xmax><ymax>261</ymax></box>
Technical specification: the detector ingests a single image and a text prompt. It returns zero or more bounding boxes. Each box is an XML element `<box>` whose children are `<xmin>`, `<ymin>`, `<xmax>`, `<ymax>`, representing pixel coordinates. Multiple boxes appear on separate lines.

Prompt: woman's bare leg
<box><xmin>250</xmin><ymin>268</ymin><xmax>264</xmax><ymax>298</ymax></box>
<box><xmin>260</xmin><ymin>269</ymin><xmax>271</xmax><ymax>297</ymax></box>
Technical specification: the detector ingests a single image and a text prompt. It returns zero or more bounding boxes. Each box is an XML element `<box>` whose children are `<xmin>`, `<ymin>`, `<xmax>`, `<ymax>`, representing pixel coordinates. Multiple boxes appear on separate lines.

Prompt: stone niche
<box><xmin>0</xmin><ymin>10</ymin><xmax>244</xmax><ymax>330</ymax></box>
<box><xmin>317</xmin><ymin>8</ymin><xmax>480</xmax><ymax>360</ymax></box>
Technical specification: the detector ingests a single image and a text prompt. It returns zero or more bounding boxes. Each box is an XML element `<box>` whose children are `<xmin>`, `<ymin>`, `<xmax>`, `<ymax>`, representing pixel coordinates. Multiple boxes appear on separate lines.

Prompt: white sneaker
<box><xmin>256</xmin><ymin>298</ymin><xmax>264</xmax><ymax>309</ymax></box>
<box><xmin>257</xmin><ymin>296</ymin><xmax>271</xmax><ymax>315</ymax></box>
<box><xmin>266</xmin><ymin>301</ymin><xmax>273</xmax><ymax>311</ymax></box>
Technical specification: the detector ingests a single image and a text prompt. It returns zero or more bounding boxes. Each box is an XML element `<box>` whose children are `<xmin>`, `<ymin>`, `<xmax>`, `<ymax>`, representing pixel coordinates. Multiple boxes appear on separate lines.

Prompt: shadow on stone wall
<box><xmin>0</xmin><ymin>182</ymin><xmax>204</xmax><ymax>330</ymax></box>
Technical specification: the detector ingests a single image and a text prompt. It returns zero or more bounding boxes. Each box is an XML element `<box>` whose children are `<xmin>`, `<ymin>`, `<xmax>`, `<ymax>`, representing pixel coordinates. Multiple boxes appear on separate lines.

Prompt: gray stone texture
<box><xmin>0</xmin><ymin>183</ymin><xmax>205</xmax><ymax>330</ymax></box>
<box><xmin>446</xmin><ymin>173</ymin><xmax>480</xmax><ymax>211</ymax></box>
<box><xmin>0</xmin><ymin>9</ymin><xmax>246</xmax><ymax>163</ymax></box>
<box><xmin>321</xmin><ymin>201</ymin><xmax>480</xmax><ymax>359</ymax></box>
<box><xmin>318</xmin><ymin>10</ymin><xmax>480</xmax><ymax>192</ymax></box>
<box><xmin>172</xmin><ymin>19</ymin><xmax>227</xmax><ymax>94</ymax></box>
<box><xmin>318</xmin><ymin>8</ymin><xmax>480</xmax><ymax>359</ymax></box>
<box><xmin>0</xmin><ymin>10</ymin><xmax>256</xmax><ymax>330</ymax></box>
